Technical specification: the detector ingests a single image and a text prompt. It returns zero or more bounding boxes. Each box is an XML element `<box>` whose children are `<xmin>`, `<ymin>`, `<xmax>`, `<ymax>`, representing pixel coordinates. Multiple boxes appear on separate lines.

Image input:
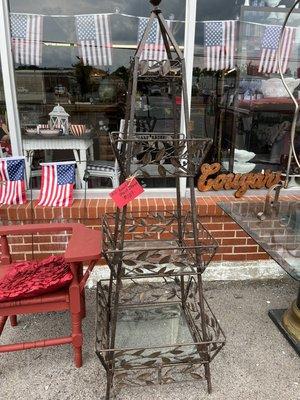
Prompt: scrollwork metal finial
<box><xmin>150</xmin><ymin>0</ymin><xmax>161</xmax><ymax>7</ymax></box>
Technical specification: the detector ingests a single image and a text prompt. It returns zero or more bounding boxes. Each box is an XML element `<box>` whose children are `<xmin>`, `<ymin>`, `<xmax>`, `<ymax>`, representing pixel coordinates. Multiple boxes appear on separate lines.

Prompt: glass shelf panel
<box><xmin>116</xmin><ymin>304</ymin><xmax>196</xmax><ymax>351</ymax></box>
<box><xmin>219</xmin><ymin>201</ymin><xmax>300</xmax><ymax>280</ymax></box>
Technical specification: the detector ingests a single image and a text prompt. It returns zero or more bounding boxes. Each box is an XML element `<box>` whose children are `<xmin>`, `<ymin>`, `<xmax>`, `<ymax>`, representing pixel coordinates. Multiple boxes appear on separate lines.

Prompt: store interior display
<box><xmin>261</xmin><ymin>78</ymin><xmax>300</xmax><ymax>97</ymax></box>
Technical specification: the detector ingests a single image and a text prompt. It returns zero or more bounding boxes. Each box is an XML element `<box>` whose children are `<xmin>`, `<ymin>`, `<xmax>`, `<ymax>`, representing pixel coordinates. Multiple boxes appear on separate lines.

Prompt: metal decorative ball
<box><xmin>150</xmin><ymin>0</ymin><xmax>161</xmax><ymax>6</ymax></box>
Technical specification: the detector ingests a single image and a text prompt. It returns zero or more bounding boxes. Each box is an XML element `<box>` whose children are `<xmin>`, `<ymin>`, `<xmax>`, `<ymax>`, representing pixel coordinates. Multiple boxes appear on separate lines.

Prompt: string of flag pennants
<box><xmin>204</xmin><ymin>20</ymin><xmax>296</xmax><ymax>73</ymax></box>
<box><xmin>9</xmin><ymin>11</ymin><xmax>299</xmax><ymax>72</ymax></box>
<box><xmin>9</xmin><ymin>10</ymin><xmax>300</xmax><ymax>25</ymax></box>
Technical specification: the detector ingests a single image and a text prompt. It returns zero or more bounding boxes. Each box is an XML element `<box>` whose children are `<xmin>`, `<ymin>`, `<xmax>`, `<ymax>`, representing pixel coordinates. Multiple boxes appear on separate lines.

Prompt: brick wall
<box><xmin>0</xmin><ymin>194</ymin><xmax>299</xmax><ymax>263</ymax></box>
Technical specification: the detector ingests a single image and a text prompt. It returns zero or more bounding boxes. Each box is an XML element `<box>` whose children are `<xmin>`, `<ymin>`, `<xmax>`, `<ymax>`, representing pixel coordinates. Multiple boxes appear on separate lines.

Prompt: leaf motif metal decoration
<box><xmin>110</xmin><ymin>134</ymin><xmax>213</xmax><ymax>178</ymax></box>
<box><xmin>155</xmin><ymin>148</ymin><xmax>165</xmax><ymax>162</ymax></box>
<box><xmin>158</xmin><ymin>164</ymin><xmax>167</xmax><ymax>177</ymax></box>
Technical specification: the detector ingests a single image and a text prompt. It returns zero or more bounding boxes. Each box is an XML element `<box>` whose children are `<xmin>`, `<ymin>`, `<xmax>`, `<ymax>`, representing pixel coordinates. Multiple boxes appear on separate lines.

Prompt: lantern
<box><xmin>49</xmin><ymin>104</ymin><xmax>69</xmax><ymax>134</ymax></box>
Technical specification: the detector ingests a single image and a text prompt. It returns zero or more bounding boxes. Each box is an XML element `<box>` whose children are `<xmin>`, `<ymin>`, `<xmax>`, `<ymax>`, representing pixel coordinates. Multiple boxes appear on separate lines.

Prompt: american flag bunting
<box><xmin>204</xmin><ymin>20</ymin><xmax>236</xmax><ymax>71</ymax></box>
<box><xmin>75</xmin><ymin>14</ymin><xmax>112</xmax><ymax>67</ymax></box>
<box><xmin>137</xmin><ymin>17</ymin><xmax>171</xmax><ymax>61</ymax></box>
<box><xmin>0</xmin><ymin>157</ymin><xmax>26</xmax><ymax>205</ymax></box>
<box><xmin>258</xmin><ymin>25</ymin><xmax>295</xmax><ymax>74</ymax></box>
<box><xmin>38</xmin><ymin>162</ymin><xmax>76</xmax><ymax>207</ymax></box>
<box><xmin>10</xmin><ymin>13</ymin><xmax>43</xmax><ymax>66</ymax></box>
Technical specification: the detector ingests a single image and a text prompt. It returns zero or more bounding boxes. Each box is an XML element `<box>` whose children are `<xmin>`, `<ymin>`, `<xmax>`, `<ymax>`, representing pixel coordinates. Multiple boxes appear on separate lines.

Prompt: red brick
<box><xmin>222</xmin><ymin>238</ymin><xmax>247</xmax><ymax>246</ymax></box>
<box><xmin>8</xmin><ymin>236</ymin><xmax>24</xmax><ymax>244</ymax></box>
<box><xmin>38</xmin><ymin>243</ymin><xmax>65</xmax><ymax>252</ymax></box>
<box><xmin>211</xmin><ymin>253</ymin><xmax>222</xmax><ymax>261</ymax></box>
<box><xmin>105</xmin><ymin>198</ymin><xmax>117</xmax><ymax>213</ymax></box>
<box><xmin>235</xmin><ymin>245</ymin><xmax>258</xmax><ymax>253</ymax></box>
<box><xmin>159</xmin><ymin>232</ymin><xmax>174</xmax><ymax>240</ymax></box>
<box><xmin>26</xmin><ymin>235</ymin><xmax>52</xmax><ymax>244</ymax></box>
<box><xmin>216</xmin><ymin>245</ymin><xmax>233</xmax><ymax>253</ymax></box>
<box><xmin>70</xmin><ymin>200</ymin><xmax>83</xmax><ymax>219</ymax></box>
<box><xmin>62</xmin><ymin>206</ymin><xmax>72</xmax><ymax>219</ymax></box>
<box><xmin>20</xmin><ymin>204</ymin><xmax>33</xmax><ymax>220</ymax></box>
<box><xmin>203</xmin><ymin>223</ymin><xmax>223</xmax><ymax>231</ymax></box>
<box><xmin>156</xmin><ymin>199</ymin><xmax>166</xmax><ymax>211</ymax></box>
<box><xmin>6</xmin><ymin>207</ymin><xmax>18</xmax><ymax>221</ymax></box>
<box><xmin>181</xmin><ymin>199</ymin><xmax>191</xmax><ymax>211</ymax></box>
<box><xmin>34</xmin><ymin>206</ymin><xmax>46</xmax><ymax>220</ymax></box>
<box><xmin>246</xmin><ymin>253</ymin><xmax>269</xmax><ymax>261</ymax></box>
<box><xmin>83</xmin><ymin>218</ymin><xmax>100</xmax><ymax>227</ymax></box>
<box><xmin>51</xmin><ymin>235</ymin><xmax>70</xmax><ymax>243</ymax></box>
<box><xmin>236</xmin><ymin>230</ymin><xmax>249</xmax><ymax>238</ymax></box>
<box><xmin>139</xmin><ymin>199</ymin><xmax>150</xmax><ymax>212</ymax></box>
<box><xmin>164</xmin><ymin>198</ymin><xmax>176</xmax><ymax>211</ymax></box>
<box><xmin>43</xmin><ymin>207</ymin><xmax>54</xmax><ymax>219</ymax></box>
<box><xmin>11</xmin><ymin>244</ymin><xmax>39</xmax><ymax>253</ymax></box>
<box><xmin>223</xmin><ymin>222</ymin><xmax>239</xmax><ymax>230</ymax></box>
<box><xmin>14</xmin><ymin>253</ymin><xmax>26</xmax><ymax>261</ymax></box>
<box><xmin>213</xmin><ymin>205</ymin><xmax>225</xmax><ymax>216</ymax></box>
<box><xmin>214</xmin><ymin>215</ymin><xmax>232</xmax><ymax>222</ymax></box>
<box><xmin>147</xmin><ymin>199</ymin><xmax>157</xmax><ymax>211</ymax></box>
<box><xmin>223</xmin><ymin>254</ymin><xmax>247</xmax><ymax>261</ymax></box>
<box><xmin>211</xmin><ymin>230</ymin><xmax>236</xmax><ymax>238</ymax></box>
<box><xmin>197</xmin><ymin>203</ymin><xmax>208</xmax><ymax>215</ymax></box>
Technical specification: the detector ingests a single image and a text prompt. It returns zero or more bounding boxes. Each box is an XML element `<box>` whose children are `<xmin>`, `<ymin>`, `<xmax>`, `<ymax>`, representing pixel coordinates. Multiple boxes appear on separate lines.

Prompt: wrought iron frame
<box><xmin>96</xmin><ymin>2</ymin><xmax>225</xmax><ymax>398</ymax></box>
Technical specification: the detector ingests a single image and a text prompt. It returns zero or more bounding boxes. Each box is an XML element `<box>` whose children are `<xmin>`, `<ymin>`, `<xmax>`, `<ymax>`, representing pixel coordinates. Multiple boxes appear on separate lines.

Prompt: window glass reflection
<box><xmin>9</xmin><ymin>0</ymin><xmax>185</xmax><ymax>189</ymax></box>
<box><xmin>192</xmin><ymin>1</ymin><xmax>300</xmax><ymax>183</ymax></box>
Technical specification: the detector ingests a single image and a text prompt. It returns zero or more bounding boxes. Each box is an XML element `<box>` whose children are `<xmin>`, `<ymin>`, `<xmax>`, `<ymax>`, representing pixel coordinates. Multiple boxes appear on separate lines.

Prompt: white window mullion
<box><xmin>0</xmin><ymin>0</ymin><xmax>22</xmax><ymax>156</ymax></box>
<box><xmin>180</xmin><ymin>0</ymin><xmax>197</xmax><ymax>198</ymax></box>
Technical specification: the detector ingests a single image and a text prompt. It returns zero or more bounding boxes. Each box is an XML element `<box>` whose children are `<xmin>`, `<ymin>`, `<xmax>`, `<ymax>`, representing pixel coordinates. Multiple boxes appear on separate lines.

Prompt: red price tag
<box><xmin>109</xmin><ymin>177</ymin><xmax>144</xmax><ymax>209</ymax></box>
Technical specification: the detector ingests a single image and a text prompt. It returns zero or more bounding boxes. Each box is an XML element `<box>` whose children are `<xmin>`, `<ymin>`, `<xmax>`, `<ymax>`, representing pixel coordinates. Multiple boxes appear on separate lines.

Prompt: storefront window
<box><xmin>9</xmin><ymin>0</ymin><xmax>185</xmax><ymax>190</ymax></box>
<box><xmin>0</xmin><ymin>61</ymin><xmax>9</xmax><ymax>158</ymax></box>
<box><xmin>191</xmin><ymin>1</ymin><xmax>300</xmax><ymax>184</ymax></box>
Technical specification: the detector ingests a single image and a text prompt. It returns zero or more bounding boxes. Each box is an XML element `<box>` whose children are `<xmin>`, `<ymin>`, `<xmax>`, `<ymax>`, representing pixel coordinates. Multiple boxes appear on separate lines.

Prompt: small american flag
<box><xmin>137</xmin><ymin>17</ymin><xmax>171</xmax><ymax>61</ymax></box>
<box><xmin>75</xmin><ymin>14</ymin><xmax>112</xmax><ymax>67</ymax></box>
<box><xmin>38</xmin><ymin>162</ymin><xmax>76</xmax><ymax>207</ymax></box>
<box><xmin>0</xmin><ymin>157</ymin><xmax>26</xmax><ymax>205</ymax></box>
<box><xmin>10</xmin><ymin>13</ymin><xmax>43</xmax><ymax>66</ymax></box>
<box><xmin>258</xmin><ymin>25</ymin><xmax>295</xmax><ymax>74</ymax></box>
<box><xmin>204</xmin><ymin>20</ymin><xmax>236</xmax><ymax>71</ymax></box>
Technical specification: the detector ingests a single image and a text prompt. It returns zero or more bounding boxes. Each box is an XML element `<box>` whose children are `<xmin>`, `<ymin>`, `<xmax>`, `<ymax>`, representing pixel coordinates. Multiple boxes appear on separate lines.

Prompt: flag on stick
<box><xmin>137</xmin><ymin>17</ymin><xmax>171</xmax><ymax>61</ymax></box>
<box><xmin>37</xmin><ymin>162</ymin><xmax>76</xmax><ymax>207</ymax></box>
<box><xmin>0</xmin><ymin>157</ymin><xmax>26</xmax><ymax>205</ymax></box>
<box><xmin>204</xmin><ymin>20</ymin><xmax>236</xmax><ymax>71</ymax></box>
<box><xmin>10</xmin><ymin>13</ymin><xmax>43</xmax><ymax>66</ymax></box>
<box><xmin>75</xmin><ymin>14</ymin><xmax>112</xmax><ymax>67</ymax></box>
<box><xmin>258</xmin><ymin>25</ymin><xmax>295</xmax><ymax>74</ymax></box>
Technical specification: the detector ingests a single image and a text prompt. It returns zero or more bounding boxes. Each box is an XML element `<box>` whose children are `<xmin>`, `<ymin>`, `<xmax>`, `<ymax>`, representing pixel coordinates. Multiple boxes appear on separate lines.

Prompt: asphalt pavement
<box><xmin>0</xmin><ymin>279</ymin><xmax>299</xmax><ymax>400</ymax></box>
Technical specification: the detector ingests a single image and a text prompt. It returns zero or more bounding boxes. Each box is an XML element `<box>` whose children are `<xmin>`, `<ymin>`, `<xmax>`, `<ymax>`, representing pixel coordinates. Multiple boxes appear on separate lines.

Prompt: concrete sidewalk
<box><xmin>0</xmin><ymin>279</ymin><xmax>299</xmax><ymax>400</ymax></box>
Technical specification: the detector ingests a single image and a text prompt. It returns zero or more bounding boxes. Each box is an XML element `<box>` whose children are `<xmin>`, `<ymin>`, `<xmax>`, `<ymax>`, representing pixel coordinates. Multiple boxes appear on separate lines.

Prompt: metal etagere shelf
<box><xmin>95</xmin><ymin>1</ymin><xmax>225</xmax><ymax>398</ymax></box>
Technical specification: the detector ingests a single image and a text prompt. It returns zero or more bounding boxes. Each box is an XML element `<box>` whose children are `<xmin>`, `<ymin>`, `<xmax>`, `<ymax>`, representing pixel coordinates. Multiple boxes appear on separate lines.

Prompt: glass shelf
<box><xmin>219</xmin><ymin>201</ymin><xmax>300</xmax><ymax>281</ymax></box>
<box><xmin>96</xmin><ymin>278</ymin><xmax>225</xmax><ymax>373</ymax></box>
<box><xmin>116</xmin><ymin>304</ymin><xmax>196</xmax><ymax>355</ymax></box>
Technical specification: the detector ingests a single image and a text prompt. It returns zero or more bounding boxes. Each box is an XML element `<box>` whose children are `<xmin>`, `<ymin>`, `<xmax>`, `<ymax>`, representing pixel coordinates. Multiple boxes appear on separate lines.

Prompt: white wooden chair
<box><xmin>86</xmin><ymin>120</ymin><xmax>127</xmax><ymax>188</ymax></box>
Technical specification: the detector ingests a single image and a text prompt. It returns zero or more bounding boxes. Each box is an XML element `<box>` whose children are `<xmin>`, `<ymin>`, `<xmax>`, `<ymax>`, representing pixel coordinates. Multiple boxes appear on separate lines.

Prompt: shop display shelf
<box><xmin>96</xmin><ymin>277</ymin><xmax>225</xmax><ymax>394</ymax></box>
<box><xmin>109</xmin><ymin>132</ymin><xmax>212</xmax><ymax>179</ymax></box>
<box><xmin>102</xmin><ymin>211</ymin><xmax>218</xmax><ymax>279</ymax></box>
